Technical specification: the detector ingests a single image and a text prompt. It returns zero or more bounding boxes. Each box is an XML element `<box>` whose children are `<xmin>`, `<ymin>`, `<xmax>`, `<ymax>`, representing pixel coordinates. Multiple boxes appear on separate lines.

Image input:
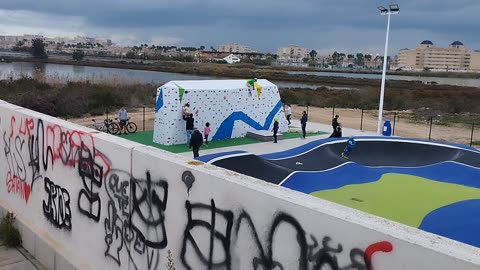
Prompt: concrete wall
<box><xmin>0</xmin><ymin>100</ymin><xmax>479</xmax><ymax>270</ymax></box>
<box><xmin>153</xmin><ymin>79</ymin><xmax>288</xmax><ymax>145</ymax></box>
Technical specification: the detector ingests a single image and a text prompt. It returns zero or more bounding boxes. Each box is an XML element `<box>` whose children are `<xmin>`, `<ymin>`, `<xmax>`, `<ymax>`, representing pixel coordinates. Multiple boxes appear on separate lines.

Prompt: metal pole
<box><xmin>306</xmin><ymin>104</ymin><xmax>309</xmax><ymax>115</ymax></box>
<box><xmin>393</xmin><ymin>112</ymin><xmax>397</xmax><ymax>136</ymax></box>
<box><xmin>143</xmin><ymin>106</ymin><xmax>146</xmax><ymax>131</ymax></box>
<box><xmin>360</xmin><ymin>109</ymin><xmax>364</xmax><ymax>130</ymax></box>
<box><xmin>428</xmin><ymin>117</ymin><xmax>433</xmax><ymax>140</ymax></box>
<box><xmin>332</xmin><ymin>106</ymin><xmax>335</xmax><ymax>119</ymax></box>
<box><xmin>470</xmin><ymin>123</ymin><xmax>475</xmax><ymax>147</ymax></box>
<box><xmin>106</xmin><ymin>109</ymin><xmax>109</xmax><ymax>133</ymax></box>
<box><xmin>377</xmin><ymin>12</ymin><xmax>391</xmax><ymax>135</ymax></box>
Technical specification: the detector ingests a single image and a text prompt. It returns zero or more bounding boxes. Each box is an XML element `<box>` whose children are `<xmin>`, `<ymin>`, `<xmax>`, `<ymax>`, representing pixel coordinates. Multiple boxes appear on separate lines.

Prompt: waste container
<box><xmin>382</xmin><ymin>120</ymin><xmax>392</xmax><ymax>136</ymax></box>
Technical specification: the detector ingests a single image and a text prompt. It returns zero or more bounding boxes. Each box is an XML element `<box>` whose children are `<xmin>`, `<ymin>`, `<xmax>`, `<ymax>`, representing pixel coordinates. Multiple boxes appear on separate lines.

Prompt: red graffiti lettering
<box><xmin>6</xmin><ymin>172</ymin><xmax>31</xmax><ymax>203</ymax></box>
<box><xmin>364</xmin><ymin>241</ymin><xmax>393</xmax><ymax>270</ymax></box>
<box><xmin>44</xmin><ymin>124</ymin><xmax>111</xmax><ymax>176</ymax></box>
<box><xmin>9</xmin><ymin>115</ymin><xmax>15</xmax><ymax>138</ymax></box>
<box><xmin>18</xmin><ymin>118</ymin><xmax>35</xmax><ymax>136</ymax></box>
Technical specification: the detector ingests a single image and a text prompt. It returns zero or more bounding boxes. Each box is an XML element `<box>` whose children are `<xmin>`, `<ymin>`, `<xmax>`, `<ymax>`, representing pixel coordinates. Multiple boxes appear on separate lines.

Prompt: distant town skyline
<box><xmin>1</xmin><ymin>0</ymin><xmax>479</xmax><ymax>55</ymax></box>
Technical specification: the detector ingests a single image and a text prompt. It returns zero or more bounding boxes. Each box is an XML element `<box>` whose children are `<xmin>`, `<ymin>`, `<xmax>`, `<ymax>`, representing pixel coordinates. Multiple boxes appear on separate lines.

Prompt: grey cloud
<box><xmin>0</xmin><ymin>0</ymin><xmax>479</xmax><ymax>52</ymax></box>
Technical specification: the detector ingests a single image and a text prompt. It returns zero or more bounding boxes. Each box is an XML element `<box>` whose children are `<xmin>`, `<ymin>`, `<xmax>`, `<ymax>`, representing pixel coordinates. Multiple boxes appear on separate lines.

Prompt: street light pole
<box><xmin>377</xmin><ymin>5</ymin><xmax>399</xmax><ymax>135</ymax></box>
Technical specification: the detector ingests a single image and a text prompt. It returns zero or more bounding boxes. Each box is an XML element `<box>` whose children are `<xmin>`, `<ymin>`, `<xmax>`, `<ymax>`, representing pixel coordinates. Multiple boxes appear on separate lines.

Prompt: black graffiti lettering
<box><xmin>4</xmin><ymin>132</ymin><xmax>27</xmax><ymax>182</ymax></box>
<box><xmin>27</xmin><ymin>119</ymin><xmax>54</xmax><ymax>189</ymax></box>
<box><xmin>235</xmin><ymin>211</ymin><xmax>308</xmax><ymax>270</ymax></box>
<box><xmin>78</xmin><ymin>142</ymin><xmax>103</xmax><ymax>222</ymax></box>
<box><xmin>308</xmin><ymin>235</ymin><xmax>367</xmax><ymax>270</ymax></box>
<box><xmin>131</xmin><ymin>171</ymin><xmax>169</xmax><ymax>249</ymax></box>
<box><xmin>181</xmin><ymin>199</ymin><xmax>234</xmax><ymax>270</ymax></box>
<box><xmin>42</xmin><ymin>177</ymin><xmax>72</xmax><ymax>230</ymax></box>
<box><xmin>104</xmin><ymin>170</ymin><xmax>168</xmax><ymax>270</ymax></box>
<box><xmin>345</xmin><ymin>249</ymin><xmax>368</xmax><ymax>270</ymax></box>
<box><xmin>104</xmin><ymin>201</ymin><xmax>124</xmax><ymax>266</ymax></box>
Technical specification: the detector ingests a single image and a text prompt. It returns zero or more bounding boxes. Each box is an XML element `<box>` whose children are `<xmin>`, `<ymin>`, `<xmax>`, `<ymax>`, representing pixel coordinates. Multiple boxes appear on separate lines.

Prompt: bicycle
<box><xmin>86</xmin><ymin>118</ymin><xmax>119</xmax><ymax>134</ymax></box>
<box><xmin>114</xmin><ymin>117</ymin><xmax>138</xmax><ymax>134</ymax></box>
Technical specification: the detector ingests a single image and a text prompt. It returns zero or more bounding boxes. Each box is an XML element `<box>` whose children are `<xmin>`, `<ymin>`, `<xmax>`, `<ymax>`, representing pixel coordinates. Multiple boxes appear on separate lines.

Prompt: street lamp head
<box><xmin>389</xmin><ymin>4</ymin><xmax>400</xmax><ymax>12</ymax></box>
<box><xmin>377</xmin><ymin>6</ymin><xmax>388</xmax><ymax>13</ymax></box>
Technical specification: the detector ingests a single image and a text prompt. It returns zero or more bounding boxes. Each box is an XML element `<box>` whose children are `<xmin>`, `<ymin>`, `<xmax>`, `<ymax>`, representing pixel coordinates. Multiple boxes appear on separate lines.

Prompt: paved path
<box><xmin>179</xmin><ymin>119</ymin><xmax>377</xmax><ymax>158</ymax></box>
<box><xmin>0</xmin><ymin>245</ymin><xmax>46</xmax><ymax>270</ymax></box>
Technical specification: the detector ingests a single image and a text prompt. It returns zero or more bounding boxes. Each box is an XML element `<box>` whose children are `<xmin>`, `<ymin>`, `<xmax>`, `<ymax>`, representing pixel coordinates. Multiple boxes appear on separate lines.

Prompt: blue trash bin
<box><xmin>382</xmin><ymin>120</ymin><xmax>392</xmax><ymax>136</ymax></box>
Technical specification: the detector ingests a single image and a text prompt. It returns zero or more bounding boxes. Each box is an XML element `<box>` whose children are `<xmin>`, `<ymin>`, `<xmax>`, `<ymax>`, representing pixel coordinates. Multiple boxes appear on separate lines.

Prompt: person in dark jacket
<box><xmin>272</xmin><ymin>117</ymin><xmax>279</xmax><ymax>143</ymax></box>
<box><xmin>183</xmin><ymin>113</ymin><xmax>194</xmax><ymax>145</ymax></box>
<box><xmin>189</xmin><ymin>127</ymin><xmax>203</xmax><ymax>158</ymax></box>
<box><xmin>332</xmin><ymin>114</ymin><xmax>339</xmax><ymax>132</ymax></box>
<box><xmin>300</xmin><ymin>111</ymin><xmax>308</xmax><ymax>139</ymax></box>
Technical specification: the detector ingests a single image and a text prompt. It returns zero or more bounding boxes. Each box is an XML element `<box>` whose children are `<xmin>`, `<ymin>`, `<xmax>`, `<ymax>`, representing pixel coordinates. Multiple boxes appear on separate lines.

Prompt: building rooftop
<box><xmin>451</xmin><ymin>41</ymin><xmax>464</xmax><ymax>46</ymax></box>
<box><xmin>420</xmin><ymin>40</ymin><xmax>433</xmax><ymax>45</ymax></box>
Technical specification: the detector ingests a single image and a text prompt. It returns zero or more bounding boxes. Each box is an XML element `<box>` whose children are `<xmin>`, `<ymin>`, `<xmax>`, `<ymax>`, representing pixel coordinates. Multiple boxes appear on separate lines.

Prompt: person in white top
<box><xmin>118</xmin><ymin>107</ymin><xmax>128</xmax><ymax>134</ymax></box>
<box><xmin>285</xmin><ymin>104</ymin><xmax>292</xmax><ymax>125</ymax></box>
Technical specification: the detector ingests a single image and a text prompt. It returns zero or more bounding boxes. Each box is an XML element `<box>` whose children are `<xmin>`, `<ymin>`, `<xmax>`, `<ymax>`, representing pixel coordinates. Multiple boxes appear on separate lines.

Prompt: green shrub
<box><xmin>0</xmin><ymin>212</ymin><xmax>22</xmax><ymax>247</ymax></box>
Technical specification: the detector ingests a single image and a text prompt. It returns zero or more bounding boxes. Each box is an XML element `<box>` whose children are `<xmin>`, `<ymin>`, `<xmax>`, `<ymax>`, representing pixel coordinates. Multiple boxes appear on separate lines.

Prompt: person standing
<box><xmin>272</xmin><ymin>117</ymin><xmax>279</xmax><ymax>143</ymax></box>
<box><xmin>332</xmin><ymin>114</ymin><xmax>339</xmax><ymax>132</ymax></box>
<box><xmin>285</xmin><ymin>104</ymin><xmax>292</xmax><ymax>125</ymax></box>
<box><xmin>300</xmin><ymin>111</ymin><xmax>308</xmax><ymax>139</ymax></box>
<box><xmin>118</xmin><ymin>107</ymin><xmax>128</xmax><ymax>135</ymax></box>
<box><xmin>204</xmin><ymin>122</ymin><xmax>211</xmax><ymax>146</ymax></box>
<box><xmin>183</xmin><ymin>113</ymin><xmax>194</xmax><ymax>145</ymax></box>
<box><xmin>189</xmin><ymin>127</ymin><xmax>203</xmax><ymax>158</ymax></box>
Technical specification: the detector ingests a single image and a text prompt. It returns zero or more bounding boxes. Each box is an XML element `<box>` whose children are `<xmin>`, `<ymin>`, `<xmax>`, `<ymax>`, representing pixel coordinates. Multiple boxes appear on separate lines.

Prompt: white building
<box><xmin>217</xmin><ymin>43</ymin><xmax>257</xmax><ymax>53</ymax></box>
<box><xmin>277</xmin><ymin>45</ymin><xmax>310</xmax><ymax>62</ymax></box>
<box><xmin>398</xmin><ymin>40</ymin><xmax>480</xmax><ymax>71</ymax></box>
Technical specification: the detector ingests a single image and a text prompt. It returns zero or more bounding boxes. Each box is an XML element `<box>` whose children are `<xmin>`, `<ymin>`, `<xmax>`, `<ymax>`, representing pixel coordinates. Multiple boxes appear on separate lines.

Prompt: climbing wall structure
<box><xmin>153</xmin><ymin>79</ymin><xmax>288</xmax><ymax>145</ymax></box>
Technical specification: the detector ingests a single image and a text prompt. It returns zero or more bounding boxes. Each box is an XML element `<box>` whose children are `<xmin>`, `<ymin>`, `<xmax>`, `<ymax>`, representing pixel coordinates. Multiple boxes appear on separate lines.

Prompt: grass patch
<box><xmin>118</xmin><ymin>130</ymin><xmax>328</xmax><ymax>153</ymax></box>
<box><xmin>282</xmin><ymin>130</ymin><xmax>328</xmax><ymax>139</ymax></box>
<box><xmin>0</xmin><ymin>212</ymin><xmax>22</xmax><ymax>247</ymax></box>
<box><xmin>117</xmin><ymin>131</ymin><xmax>260</xmax><ymax>153</ymax></box>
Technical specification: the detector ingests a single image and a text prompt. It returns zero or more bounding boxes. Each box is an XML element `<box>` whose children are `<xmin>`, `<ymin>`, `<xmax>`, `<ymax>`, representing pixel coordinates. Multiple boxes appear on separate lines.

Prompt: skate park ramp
<box><xmin>198</xmin><ymin>137</ymin><xmax>480</xmax><ymax>248</ymax></box>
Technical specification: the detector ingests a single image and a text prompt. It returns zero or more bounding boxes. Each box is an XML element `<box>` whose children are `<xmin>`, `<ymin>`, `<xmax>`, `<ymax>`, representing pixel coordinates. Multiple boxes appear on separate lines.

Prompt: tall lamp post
<box><xmin>376</xmin><ymin>4</ymin><xmax>399</xmax><ymax>135</ymax></box>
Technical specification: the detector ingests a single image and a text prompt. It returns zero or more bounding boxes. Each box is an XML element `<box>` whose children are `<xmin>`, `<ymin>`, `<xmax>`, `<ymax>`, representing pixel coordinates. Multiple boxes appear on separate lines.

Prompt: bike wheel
<box><xmin>126</xmin><ymin>122</ymin><xmax>137</xmax><ymax>133</ymax></box>
<box><xmin>86</xmin><ymin>124</ymin><xmax>98</xmax><ymax>131</ymax></box>
<box><xmin>109</xmin><ymin>123</ymin><xmax>120</xmax><ymax>135</ymax></box>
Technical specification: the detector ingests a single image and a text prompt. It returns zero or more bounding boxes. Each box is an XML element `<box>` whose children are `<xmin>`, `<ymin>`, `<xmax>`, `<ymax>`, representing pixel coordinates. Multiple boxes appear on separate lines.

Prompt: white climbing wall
<box><xmin>153</xmin><ymin>79</ymin><xmax>288</xmax><ymax>145</ymax></box>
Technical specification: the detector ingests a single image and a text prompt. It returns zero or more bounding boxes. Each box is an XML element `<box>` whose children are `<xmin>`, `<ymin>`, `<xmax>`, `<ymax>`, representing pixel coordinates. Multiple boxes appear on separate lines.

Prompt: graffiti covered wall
<box><xmin>0</xmin><ymin>100</ymin><xmax>479</xmax><ymax>270</ymax></box>
<box><xmin>153</xmin><ymin>79</ymin><xmax>288</xmax><ymax>145</ymax></box>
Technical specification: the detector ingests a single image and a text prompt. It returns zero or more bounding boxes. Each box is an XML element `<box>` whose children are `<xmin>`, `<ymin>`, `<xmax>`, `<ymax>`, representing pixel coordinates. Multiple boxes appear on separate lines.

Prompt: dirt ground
<box><xmin>66</xmin><ymin>105</ymin><xmax>479</xmax><ymax>146</ymax></box>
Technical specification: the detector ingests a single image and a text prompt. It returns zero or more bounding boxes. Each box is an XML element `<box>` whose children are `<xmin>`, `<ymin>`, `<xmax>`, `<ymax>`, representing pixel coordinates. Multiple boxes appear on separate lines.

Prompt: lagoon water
<box><xmin>287</xmin><ymin>71</ymin><xmax>480</xmax><ymax>87</ymax></box>
<box><xmin>1</xmin><ymin>61</ymin><xmax>478</xmax><ymax>89</ymax></box>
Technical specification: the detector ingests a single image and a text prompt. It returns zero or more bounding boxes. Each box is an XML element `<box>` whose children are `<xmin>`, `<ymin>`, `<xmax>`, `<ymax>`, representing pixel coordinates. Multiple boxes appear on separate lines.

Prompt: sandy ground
<box><xmin>66</xmin><ymin>105</ymin><xmax>478</xmax><ymax>146</ymax></box>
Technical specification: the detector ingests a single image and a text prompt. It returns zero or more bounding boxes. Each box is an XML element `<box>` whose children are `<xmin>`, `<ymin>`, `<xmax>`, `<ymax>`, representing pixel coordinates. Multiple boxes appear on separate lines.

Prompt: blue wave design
<box><xmin>419</xmin><ymin>200</ymin><xmax>480</xmax><ymax>248</ymax></box>
<box><xmin>212</xmin><ymin>100</ymin><xmax>283</xmax><ymax>140</ymax></box>
<box><xmin>281</xmin><ymin>162</ymin><xmax>480</xmax><ymax>194</ymax></box>
<box><xmin>263</xmin><ymin>136</ymin><xmax>480</xmax><ymax>160</ymax></box>
<box><xmin>196</xmin><ymin>151</ymin><xmax>248</xmax><ymax>163</ymax></box>
<box><xmin>155</xmin><ymin>88</ymin><xmax>164</xmax><ymax>112</ymax></box>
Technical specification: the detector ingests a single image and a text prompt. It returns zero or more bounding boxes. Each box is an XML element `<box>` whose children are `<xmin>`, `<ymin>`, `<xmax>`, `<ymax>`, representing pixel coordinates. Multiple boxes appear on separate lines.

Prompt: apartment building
<box><xmin>217</xmin><ymin>43</ymin><xmax>257</xmax><ymax>53</ymax></box>
<box><xmin>277</xmin><ymin>45</ymin><xmax>309</xmax><ymax>62</ymax></box>
<box><xmin>398</xmin><ymin>40</ymin><xmax>480</xmax><ymax>71</ymax></box>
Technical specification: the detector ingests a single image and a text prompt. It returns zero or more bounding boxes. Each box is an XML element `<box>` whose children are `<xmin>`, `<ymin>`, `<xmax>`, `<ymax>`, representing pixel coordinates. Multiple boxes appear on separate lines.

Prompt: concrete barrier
<box><xmin>0</xmin><ymin>100</ymin><xmax>478</xmax><ymax>270</ymax></box>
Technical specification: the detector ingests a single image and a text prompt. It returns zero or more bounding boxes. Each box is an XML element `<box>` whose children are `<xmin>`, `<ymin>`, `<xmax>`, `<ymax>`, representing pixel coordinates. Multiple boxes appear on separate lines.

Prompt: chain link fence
<box><xmin>295</xmin><ymin>104</ymin><xmax>479</xmax><ymax>147</ymax></box>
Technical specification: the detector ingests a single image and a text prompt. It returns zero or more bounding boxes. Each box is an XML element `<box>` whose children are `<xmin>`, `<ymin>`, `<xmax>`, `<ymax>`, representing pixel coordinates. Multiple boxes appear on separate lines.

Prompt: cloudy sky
<box><xmin>0</xmin><ymin>0</ymin><xmax>479</xmax><ymax>55</ymax></box>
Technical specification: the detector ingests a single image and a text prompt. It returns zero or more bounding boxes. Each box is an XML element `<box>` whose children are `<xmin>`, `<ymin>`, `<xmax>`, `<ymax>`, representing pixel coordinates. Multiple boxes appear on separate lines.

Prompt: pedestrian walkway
<box><xmin>0</xmin><ymin>245</ymin><xmax>46</xmax><ymax>270</ymax></box>
<box><xmin>179</xmin><ymin>119</ymin><xmax>377</xmax><ymax>158</ymax></box>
